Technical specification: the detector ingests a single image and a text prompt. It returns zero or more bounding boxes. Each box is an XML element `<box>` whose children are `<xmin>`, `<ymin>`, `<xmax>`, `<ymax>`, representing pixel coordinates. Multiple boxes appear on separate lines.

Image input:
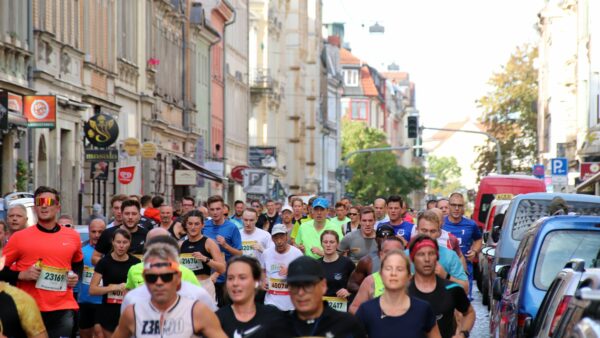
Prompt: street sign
<box><xmin>532</xmin><ymin>164</ymin><xmax>545</xmax><ymax>179</ymax></box>
<box><xmin>580</xmin><ymin>162</ymin><xmax>600</xmax><ymax>181</ymax></box>
<box><xmin>243</xmin><ymin>169</ymin><xmax>269</xmax><ymax>194</ymax></box>
<box><xmin>551</xmin><ymin>158</ymin><xmax>568</xmax><ymax>176</ymax></box>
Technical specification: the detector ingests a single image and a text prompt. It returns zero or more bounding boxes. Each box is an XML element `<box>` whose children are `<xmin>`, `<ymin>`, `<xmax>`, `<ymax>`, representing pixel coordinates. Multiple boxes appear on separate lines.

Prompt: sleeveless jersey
<box><xmin>372</xmin><ymin>272</ymin><xmax>385</xmax><ymax>298</ymax></box>
<box><xmin>180</xmin><ymin>237</ymin><xmax>212</xmax><ymax>276</ymax></box>
<box><xmin>134</xmin><ymin>296</ymin><xmax>199</xmax><ymax>337</ymax></box>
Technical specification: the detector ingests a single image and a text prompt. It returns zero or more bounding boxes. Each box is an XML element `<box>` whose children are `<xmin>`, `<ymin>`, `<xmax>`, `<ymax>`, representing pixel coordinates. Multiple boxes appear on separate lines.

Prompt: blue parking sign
<box><xmin>551</xmin><ymin>158</ymin><xmax>568</xmax><ymax>176</ymax></box>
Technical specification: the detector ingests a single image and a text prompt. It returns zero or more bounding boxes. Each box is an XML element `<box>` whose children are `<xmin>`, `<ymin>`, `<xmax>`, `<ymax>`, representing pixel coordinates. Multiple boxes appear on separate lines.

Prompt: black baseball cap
<box><xmin>376</xmin><ymin>224</ymin><xmax>395</xmax><ymax>238</ymax></box>
<box><xmin>286</xmin><ymin>256</ymin><xmax>325</xmax><ymax>283</ymax></box>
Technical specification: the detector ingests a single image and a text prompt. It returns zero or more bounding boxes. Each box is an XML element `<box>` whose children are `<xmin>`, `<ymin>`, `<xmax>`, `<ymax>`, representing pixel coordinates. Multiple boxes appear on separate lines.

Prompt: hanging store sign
<box><xmin>174</xmin><ymin>169</ymin><xmax>197</xmax><ymax>186</ymax></box>
<box><xmin>90</xmin><ymin>161</ymin><xmax>109</xmax><ymax>180</ymax></box>
<box><xmin>84</xmin><ymin>148</ymin><xmax>119</xmax><ymax>162</ymax></box>
<box><xmin>249</xmin><ymin>146</ymin><xmax>277</xmax><ymax>168</ymax></box>
<box><xmin>84</xmin><ymin>113</ymin><xmax>119</xmax><ymax>148</ymax></box>
<box><xmin>24</xmin><ymin>95</ymin><xmax>56</xmax><ymax>128</ymax></box>
<box><xmin>230</xmin><ymin>165</ymin><xmax>249</xmax><ymax>183</ymax></box>
<box><xmin>118</xmin><ymin>166</ymin><xmax>135</xmax><ymax>185</ymax></box>
<box><xmin>580</xmin><ymin>162</ymin><xmax>600</xmax><ymax>181</ymax></box>
<box><xmin>123</xmin><ymin>138</ymin><xmax>141</xmax><ymax>156</ymax></box>
<box><xmin>141</xmin><ymin>142</ymin><xmax>158</xmax><ymax>159</ymax></box>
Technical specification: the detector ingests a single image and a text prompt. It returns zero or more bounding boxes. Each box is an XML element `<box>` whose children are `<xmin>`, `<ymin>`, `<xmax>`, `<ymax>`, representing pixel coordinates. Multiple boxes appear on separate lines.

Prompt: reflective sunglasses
<box><xmin>348</xmin><ymin>212</ymin><xmax>358</xmax><ymax>216</ymax></box>
<box><xmin>144</xmin><ymin>272</ymin><xmax>177</xmax><ymax>284</ymax></box>
<box><xmin>35</xmin><ymin>197</ymin><xmax>58</xmax><ymax>206</ymax></box>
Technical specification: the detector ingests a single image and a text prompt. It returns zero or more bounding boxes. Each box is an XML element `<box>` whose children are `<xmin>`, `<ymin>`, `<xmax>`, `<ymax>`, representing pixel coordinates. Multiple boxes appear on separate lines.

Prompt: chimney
<box><xmin>327</xmin><ymin>35</ymin><xmax>341</xmax><ymax>48</ymax></box>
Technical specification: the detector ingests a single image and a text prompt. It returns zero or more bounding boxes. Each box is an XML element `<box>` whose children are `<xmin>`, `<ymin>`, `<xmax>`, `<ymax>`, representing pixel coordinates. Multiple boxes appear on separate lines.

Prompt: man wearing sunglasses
<box><xmin>442</xmin><ymin>192</ymin><xmax>482</xmax><ymax>299</ymax></box>
<box><xmin>114</xmin><ymin>243</ymin><xmax>226</xmax><ymax>337</ymax></box>
<box><xmin>285</xmin><ymin>256</ymin><xmax>366</xmax><ymax>338</ymax></box>
<box><xmin>2</xmin><ymin>186</ymin><xmax>83</xmax><ymax>338</ymax></box>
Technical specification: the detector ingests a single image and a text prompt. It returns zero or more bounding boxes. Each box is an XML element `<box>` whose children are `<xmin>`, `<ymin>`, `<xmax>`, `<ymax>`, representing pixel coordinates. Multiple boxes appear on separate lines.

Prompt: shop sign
<box><xmin>580</xmin><ymin>162</ymin><xmax>600</xmax><ymax>181</ymax></box>
<box><xmin>90</xmin><ymin>161</ymin><xmax>109</xmax><ymax>180</ymax></box>
<box><xmin>249</xmin><ymin>146</ymin><xmax>277</xmax><ymax>168</ymax></box>
<box><xmin>174</xmin><ymin>169</ymin><xmax>197</xmax><ymax>185</ymax></box>
<box><xmin>123</xmin><ymin>138</ymin><xmax>141</xmax><ymax>156</ymax></box>
<box><xmin>24</xmin><ymin>95</ymin><xmax>56</xmax><ymax>128</ymax></box>
<box><xmin>84</xmin><ymin>148</ymin><xmax>119</xmax><ymax>162</ymax></box>
<box><xmin>230</xmin><ymin>165</ymin><xmax>249</xmax><ymax>183</ymax></box>
<box><xmin>141</xmin><ymin>142</ymin><xmax>158</xmax><ymax>159</ymax></box>
<box><xmin>84</xmin><ymin>113</ymin><xmax>119</xmax><ymax>148</ymax></box>
<box><xmin>118</xmin><ymin>166</ymin><xmax>135</xmax><ymax>185</ymax></box>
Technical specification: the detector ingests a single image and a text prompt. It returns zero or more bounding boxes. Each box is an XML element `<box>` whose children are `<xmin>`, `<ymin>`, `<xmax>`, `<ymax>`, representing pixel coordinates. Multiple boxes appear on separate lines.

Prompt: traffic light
<box><xmin>407</xmin><ymin>116</ymin><xmax>419</xmax><ymax>139</ymax></box>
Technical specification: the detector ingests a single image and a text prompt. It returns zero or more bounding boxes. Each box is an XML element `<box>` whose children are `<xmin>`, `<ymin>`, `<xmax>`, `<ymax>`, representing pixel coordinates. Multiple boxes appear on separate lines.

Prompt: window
<box><xmin>344</xmin><ymin>69</ymin><xmax>359</xmax><ymax>87</ymax></box>
<box><xmin>534</xmin><ymin>230</ymin><xmax>600</xmax><ymax>290</ymax></box>
<box><xmin>510</xmin><ymin>237</ymin><xmax>531</xmax><ymax>294</ymax></box>
<box><xmin>351</xmin><ymin>100</ymin><xmax>368</xmax><ymax>120</ymax></box>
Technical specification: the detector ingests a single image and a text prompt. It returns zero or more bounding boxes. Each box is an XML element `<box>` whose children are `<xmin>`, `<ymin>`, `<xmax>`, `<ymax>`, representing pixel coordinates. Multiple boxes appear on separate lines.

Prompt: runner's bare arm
<box><xmin>91</xmin><ymin>250</ymin><xmax>103</xmax><ymax>265</ymax></box>
<box><xmin>193</xmin><ymin>302</ymin><xmax>227</xmax><ymax>338</ymax></box>
<box><xmin>459</xmin><ymin>304</ymin><xmax>476</xmax><ymax>332</ymax></box>
<box><xmin>347</xmin><ymin>256</ymin><xmax>371</xmax><ymax>294</ymax></box>
<box><xmin>89</xmin><ymin>272</ymin><xmax>122</xmax><ymax>295</ymax></box>
<box><xmin>112</xmin><ymin>305</ymin><xmax>135</xmax><ymax>338</ymax></box>
<box><xmin>205</xmin><ymin>238</ymin><xmax>226</xmax><ymax>274</ymax></box>
<box><xmin>348</xmin><ymin>275</ymin><xmax>373</xmax><ymax>314</ymax></box>
<box><xmin>426</xmin><ymin>323</ymin><xmax>442</xmax><ymax>338</ymax></box>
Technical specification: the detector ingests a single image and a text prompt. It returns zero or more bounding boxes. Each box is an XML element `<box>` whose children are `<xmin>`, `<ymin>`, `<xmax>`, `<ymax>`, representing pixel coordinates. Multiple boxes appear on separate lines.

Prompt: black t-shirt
<box><xmin>94</xmin><ymin>254</ymin><xmax>140</xmax><ymax>305</ymax></box>
<box><xmin>95</xmin><ymin>225</ymin><xmax>148</xmax><ymax>256</ymax></box>
<box><xmin>139</xmin><ymin>216</ymin><xmax>157</xmax><ymax>231</ymax></box>
<box><xmin>318</xmin><ymin>256</ymin><xmax>355</xmax><ymax>297</ymax></box>
<box><xmin>256</xmin><ymin>214</ymin><xmax>269</xmax><ymax>230</ymax></box>
<box><xmin>408</xmin><ymin>276</ymin><xmax>471</xmax><ymax>338</ymax></box>
<box><xmin>286</xmin><ymin>302</ymin><xmax>367</xmax><ymax>338</ymax></box>
<box><xmin>216</xmin><ymin>304</ymin><xmax>287</xmax><ymax>338</ymax></box>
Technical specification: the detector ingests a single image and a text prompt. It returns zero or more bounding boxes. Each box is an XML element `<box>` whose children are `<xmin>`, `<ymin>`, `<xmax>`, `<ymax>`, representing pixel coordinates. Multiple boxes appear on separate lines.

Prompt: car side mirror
<box><xmin>492</xmin><ymin>277</ymin><xmax>504</xmax><ymax>301</ymax></box>
<box><xmin>492</xmin><ymin>226</ymin><xmax>501</xmax><ymax>242</ymax></box>
<box><xmin>496</xmin><ymin>265</ymin><xmax>510</xmax><ymax>279</ymax></box>
<box><xmin>483</xmin><ymin>232</ymin><xmax>489</xmax><ymax>242</ymax></box>
<box><xmin>521</xmin><ymin>316</ymin><xmax>533</xmax><ymax>337</ymax></box>
<box><xmin>482</xmin><ymin>247</ymin><xmax>495</xmax><ymax>258</ymax></box>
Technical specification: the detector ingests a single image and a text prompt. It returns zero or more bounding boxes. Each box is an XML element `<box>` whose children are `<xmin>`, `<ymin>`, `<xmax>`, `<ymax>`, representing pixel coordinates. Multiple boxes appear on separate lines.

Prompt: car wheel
<box><xmin>474</xmin><ymin>261</ymin><xmax>483</xmax><ymax>292</ymax></box>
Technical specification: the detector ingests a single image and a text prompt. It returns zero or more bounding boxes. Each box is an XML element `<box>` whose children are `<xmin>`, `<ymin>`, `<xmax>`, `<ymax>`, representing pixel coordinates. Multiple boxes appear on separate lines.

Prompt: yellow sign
<box><xmin>123</xmin><ymin>138</ymin><xmax>141</xmax><ymax>156</ymax></box>
<box><xmin>495</xmin><ymin>194</ymin><xmax>514</xmax><ymax>200</ymax></box>
<box><xmin>141</xmin><ymin>142</ymin><xmax>158</xmax><ymax>159</ymax></box>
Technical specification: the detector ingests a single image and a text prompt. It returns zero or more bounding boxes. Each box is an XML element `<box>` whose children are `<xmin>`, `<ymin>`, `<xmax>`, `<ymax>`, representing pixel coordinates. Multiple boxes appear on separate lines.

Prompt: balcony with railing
<box><xmin>250</xmin><ymin>68</ymin><xmax>274</xmax><ymax>92</ymax></box>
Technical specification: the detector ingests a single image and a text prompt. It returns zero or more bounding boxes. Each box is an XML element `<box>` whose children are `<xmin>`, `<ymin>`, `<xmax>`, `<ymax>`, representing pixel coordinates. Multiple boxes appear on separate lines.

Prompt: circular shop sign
<box><xmin>84</xmin><ymin>113</ymin><xmax>119</xmax><ymax>148</ymax></box>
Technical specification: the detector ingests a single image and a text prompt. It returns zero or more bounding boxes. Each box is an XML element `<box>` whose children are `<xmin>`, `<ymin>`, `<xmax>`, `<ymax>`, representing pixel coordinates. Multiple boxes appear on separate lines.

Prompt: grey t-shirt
<box><xmin>339</xmin><ymin>231</ymin><xmax>377</xmax><ymax>264</ymax></box>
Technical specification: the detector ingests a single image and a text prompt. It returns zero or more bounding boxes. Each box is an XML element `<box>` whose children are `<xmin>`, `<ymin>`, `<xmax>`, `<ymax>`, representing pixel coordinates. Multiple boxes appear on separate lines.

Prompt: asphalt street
<box><xmin>471</xmin><ymin>285</ymin><xmax>491</xmax><ymax>338</ymax></box>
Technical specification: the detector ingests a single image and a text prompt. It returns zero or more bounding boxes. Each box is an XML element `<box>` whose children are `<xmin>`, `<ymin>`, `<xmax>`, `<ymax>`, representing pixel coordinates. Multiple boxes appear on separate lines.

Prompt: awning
<box><xmin>175</xmin><ymin>155</ymin><xmax>226</xmax><ymax>184</ymax></box>
<box><xmin>579</xmin><ymin>126</ymin><xmax>600</xmax><ymax>156</ymax></box>
<box><xmin>575</xmin><ymin>170</ymin><xmax>600</xmax><ymax>193</ymax></box>
<box><xmin>8</xmin><ymin>112</ymin><xmax>28</xmax><ymax>128</ymax></box>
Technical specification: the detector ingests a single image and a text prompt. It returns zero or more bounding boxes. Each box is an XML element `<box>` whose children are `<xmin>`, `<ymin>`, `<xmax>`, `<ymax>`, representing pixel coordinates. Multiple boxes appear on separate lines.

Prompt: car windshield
<box><xmin>511</xmin><ymin>199</ymin><xmax>600</xmax><ymax>240</ymax></box>
<box><xmin>534</xmin><ymin>230</ymin><xmax>600</xmax><ymax>290</ymax></box>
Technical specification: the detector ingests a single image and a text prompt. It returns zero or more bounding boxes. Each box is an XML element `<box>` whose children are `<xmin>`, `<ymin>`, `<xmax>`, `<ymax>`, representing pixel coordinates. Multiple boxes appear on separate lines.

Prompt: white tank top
<box><xmin>133</xmin><ymin>296</ymin><xmax>200</xmax><ymax>338</ymax></box>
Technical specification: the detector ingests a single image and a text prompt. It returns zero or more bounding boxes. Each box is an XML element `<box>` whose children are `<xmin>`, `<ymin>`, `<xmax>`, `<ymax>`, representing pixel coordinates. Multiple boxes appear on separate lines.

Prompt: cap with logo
<box><xmin>376</xmin><ymin>224</ymin><xmax>395</xmax><ymax>238</ymax></box>
<box><xmin>312</xmin><ymin>197</ymin><xmax>329</xmax><ymax>209</ymax></box>
<box><xmin>271</xmin><ymin>223</ymin><xmax>288</xmax><ymax>236</ymax></box>
<box><xmin>286</xmin><ymin>256</ymin><xmax>325</xmax><ymax>283</ymax></box>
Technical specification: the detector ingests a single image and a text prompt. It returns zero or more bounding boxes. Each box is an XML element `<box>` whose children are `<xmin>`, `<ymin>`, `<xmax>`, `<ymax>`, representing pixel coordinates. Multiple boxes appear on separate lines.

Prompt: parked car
<box><xmin>489</xmin><ymin>193</ymin><xmax>600</xmax><ymax>304</ymax></box>
<box><xmin>75</xmin><ymin>225</ymin><xmax>89</xmax><ymax>243</ymax></box>
<box><xmin>531</xmin><ymin>260</ymin><xmax>600</xmax><ymax>337</ymax></box>
<box><xmin>473</xmin><ymin>175</ymin><xmax>546</xmax><ymax>231</ymax></box>
<box><xmin>491</xmin><ymin>215</ymin><xmax>600</xmax><ymax>337</ymax></box>
<box><xmin>568</xmin><ymin>289</ymin><xmax>600</xmax><ymax>338</ymax></box>
<box><xmin>479</xmin><ymin>199</ymin><xmax>511</xmax><ymax>306</ymax></box>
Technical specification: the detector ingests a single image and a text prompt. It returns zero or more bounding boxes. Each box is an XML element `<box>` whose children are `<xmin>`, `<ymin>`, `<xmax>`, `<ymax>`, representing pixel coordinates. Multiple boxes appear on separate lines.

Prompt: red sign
<box><xmin>8</xmin><ymin>93</ymin><xmax>22</xmax><ymax>114</ymax></box>
<box><xmin>580</xmin><ymin>162</ymin><xmax>600</xmax><ymax>181</ymax></box>
<box><xmin>118</xmin><ymin>166</ymin><xmax>135</xmax><ymax>185</ymax></box>
<box><xmin>24</xmin><ymin>95</ymin><xmax>56</xmax><ymax>128</ymax></box>
<box><xmin>230</xmin><ymin>165</ymin><xmax>249</xmax><ymax>183</ymax></box>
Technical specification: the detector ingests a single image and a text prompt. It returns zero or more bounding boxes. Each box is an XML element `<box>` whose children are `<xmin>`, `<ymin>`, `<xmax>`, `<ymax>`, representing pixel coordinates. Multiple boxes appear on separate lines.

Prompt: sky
<box><xmin>323</xmin><ymin>0</ymin><xmax>545</xmax><ymax>130</ymax></box>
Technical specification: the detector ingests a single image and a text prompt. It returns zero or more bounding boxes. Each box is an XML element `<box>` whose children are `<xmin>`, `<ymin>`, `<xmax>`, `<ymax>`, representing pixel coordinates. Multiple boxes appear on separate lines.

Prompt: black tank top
<box><xmin>180</xmin><ymin>236</ymin><xmax>212</xmax><ymax>276</ymax></box>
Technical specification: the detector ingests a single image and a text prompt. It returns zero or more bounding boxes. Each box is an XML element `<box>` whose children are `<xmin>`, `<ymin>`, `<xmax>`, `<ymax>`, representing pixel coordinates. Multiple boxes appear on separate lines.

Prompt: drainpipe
<box><xmin>26</xmin><ymin>0</ymin><xmax>34</xmax><ymax>192</ymax></box>
<box><xmin>222</xmin><ymin>2</ymin><xmax>236</xmax><ymax>203</ymax></box>
<box><xmin>207</xmin><ymin>22</ymin><xmax>221</xmax><ymax>198</ymax></box>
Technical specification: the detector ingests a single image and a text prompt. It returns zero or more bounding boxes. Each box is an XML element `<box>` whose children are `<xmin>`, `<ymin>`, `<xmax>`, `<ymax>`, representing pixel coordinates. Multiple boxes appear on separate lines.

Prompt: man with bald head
<box><xmin>124</xmin><ymin>228</ymin><xmax>200</xmax><ymax>290</ymax></box>
<box><xmin>373</xmin><ymin>198</ymin><xmax>389</xmax><ymax>228</ymax></box>
<box><xmin>7</xmin><ymin>204</ymin><xmax>28</xmax><ymax>239</ymax></box>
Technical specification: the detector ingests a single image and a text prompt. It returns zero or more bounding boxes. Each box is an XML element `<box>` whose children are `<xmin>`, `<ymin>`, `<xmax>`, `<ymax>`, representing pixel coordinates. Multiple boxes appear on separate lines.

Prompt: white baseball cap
<box><xmin>281</xmin><ymin>205</ymin><xmax>293</xmax><ymax>213</ymax></box>
<box><xmin>271</xmin><ymin>223</ymin><xmax>288</xmax><ymax>235</ymax></box>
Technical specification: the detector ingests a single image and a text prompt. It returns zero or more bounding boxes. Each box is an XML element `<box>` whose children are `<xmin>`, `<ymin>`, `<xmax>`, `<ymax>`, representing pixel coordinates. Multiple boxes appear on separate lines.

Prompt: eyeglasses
<box><xmin>62</xmin><ymin>223</ymin><xmax>73</xmax><ymax>228</ymax></box>
<box><xmin>35</xmin><ymin>197</ymin><xmax>58</xmax><ymax>207</ymax></box>
<box><xmin>182</xmin><ymin>203</ymin><xmax>194</xmax><ymax>207</ymax></box>
<box><xmin>348</xmin><ymin>213</ymin><xmax>358</xmax><ymax>216</ymax></box>
<box><xmin>144</xmin><ymin>272</ymin><xmax>177</xmax><ymax>284</ymax></box>
<box><xmin>289</xmin><ymin>282</ymin><xmax>318</xmax><ymax>294</ymax></box>
<box><xmin>377</xmin><ymin>232</ymin><xmax>394</xmax><ymax>238</ymax></box>
<box><xmin>450</xmin><ymin>203</ymin><xmax>464</xmax><ymax>209</ymax></box>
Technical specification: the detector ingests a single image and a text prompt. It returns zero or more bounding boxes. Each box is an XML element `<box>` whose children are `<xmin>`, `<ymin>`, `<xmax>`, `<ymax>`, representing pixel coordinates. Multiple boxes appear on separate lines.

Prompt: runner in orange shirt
<box><xmin>2</xmin><ymin>186</ymin><xmax>83</xmax><ymax>338</ymax></box>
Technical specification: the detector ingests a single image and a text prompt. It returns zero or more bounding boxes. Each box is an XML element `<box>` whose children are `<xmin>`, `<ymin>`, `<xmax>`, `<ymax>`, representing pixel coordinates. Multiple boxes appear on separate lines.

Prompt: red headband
<box><xmin>410</xmin><ymin>239</ymin><xmax>438</xmax><ymax>262</ymax></box>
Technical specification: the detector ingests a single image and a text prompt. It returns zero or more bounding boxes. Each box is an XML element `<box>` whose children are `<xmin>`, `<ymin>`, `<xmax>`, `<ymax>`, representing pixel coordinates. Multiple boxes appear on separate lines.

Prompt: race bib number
<box><xmin>268</xmin><ymin>278</ymin><xmax>289</xmax><ymax>295</ymax></box>
<box><xmin>107</xmin><ymin>290</ymin><xmax>124</xmax><ymax>304</ymax></box>
<box><xmin>35</xmin><ymin>264</ymin><xmax>68</xmax><ymax>291</ymax></box>
<box><xmin>323</xmin><ymin>296</ymin><xmax>348</xmax><ymax>312</ymax></box>
<box><xmin>242</xmin><ymin>241</ymin><xmax>258</xmax><ymax>257</ymax></box>
<box><xmin>180</xmin><ymin>253</ymin><xmax>203</xmax><ymax>271</ymax></box>
<box><xmin>82</xmin><ymin>266</ymin><xmax>94</xmax><ymax>285</ymax></box>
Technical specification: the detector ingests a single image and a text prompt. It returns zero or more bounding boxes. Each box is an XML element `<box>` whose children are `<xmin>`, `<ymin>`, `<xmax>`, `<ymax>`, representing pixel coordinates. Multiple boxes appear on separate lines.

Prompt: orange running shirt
<box><xmin>3</xmin><ymin>225</ymin><xmax>83</xmax><ymax>312</ymax></box>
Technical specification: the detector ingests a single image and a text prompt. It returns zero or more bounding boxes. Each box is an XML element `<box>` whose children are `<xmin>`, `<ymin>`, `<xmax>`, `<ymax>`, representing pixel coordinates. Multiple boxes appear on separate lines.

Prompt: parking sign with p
<box><xmin>551</xmin><ymin>158</ymin><xmax>568</xmax><ymax>176</ymax></box>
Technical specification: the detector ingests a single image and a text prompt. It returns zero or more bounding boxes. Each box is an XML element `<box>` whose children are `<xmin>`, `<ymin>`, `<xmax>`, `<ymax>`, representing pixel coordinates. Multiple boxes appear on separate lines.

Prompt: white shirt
<box><xmin>241</xmin><ymin>227</ymin><xmax>273</xmax><ymax>264</ymax></box>
<box><xmin>261</xmin><ymin>245</ymin><xmax>303</xmax><ymax>311</ymax></box>
<box><xmin>120</xmin><ymin>281</ymin><xmax>217</xmax><ymax>314</ymax></box>
<box><xmin>374</xmin><ymin>215</ymin><xmax>390</xmax><ymax>229</ymax></box>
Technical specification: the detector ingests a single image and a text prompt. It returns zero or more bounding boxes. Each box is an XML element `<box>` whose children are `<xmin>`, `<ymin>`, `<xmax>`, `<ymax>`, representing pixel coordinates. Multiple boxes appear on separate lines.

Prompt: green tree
<box><xmin>474</xmin><ymin>44</ymin><xmax>538</xmax><ymax>179</ymax></box>
<box><xmin>341</xmin><ymin>119</ymin><xmax>425</xmax><ymax>204</ymax></box>
<box><xmin>427</xmin><ymin>155</ymin><xmax>463</xmax><ymax>197</ymax></box>
<box><xmin>16</xmin><ymin>159</ymin><xmax>28</xmax><ymax>191</ymax></box>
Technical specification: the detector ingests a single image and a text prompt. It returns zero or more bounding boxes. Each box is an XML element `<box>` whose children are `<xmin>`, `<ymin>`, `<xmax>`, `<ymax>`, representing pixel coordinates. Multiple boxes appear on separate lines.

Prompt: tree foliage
<box><xmin>474</xmin><ymin>44</ymin><xmax>538</xmax><ymax>179</ymax></box>
<box><xmin>427</xmin><ymin>155</ymin><xmax>463</xmax><ymax>197</ymax></box>
<box><xmin>341</xmin><ymin>119</ymin><xmax>425</xmax><ymax>204</ymax></box>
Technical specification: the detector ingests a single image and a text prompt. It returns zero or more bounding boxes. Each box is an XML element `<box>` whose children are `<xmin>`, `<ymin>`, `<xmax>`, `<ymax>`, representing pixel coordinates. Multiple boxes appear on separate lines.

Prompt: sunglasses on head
<box><xmin>144</xmin><ymin>272</ymin><xmax>177</xmax><ymax>284</ymax></box>
<box><xmin>35</xmin><ymin>197</ymin><xmax>58</xmax><ymax>207</ymax></box>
